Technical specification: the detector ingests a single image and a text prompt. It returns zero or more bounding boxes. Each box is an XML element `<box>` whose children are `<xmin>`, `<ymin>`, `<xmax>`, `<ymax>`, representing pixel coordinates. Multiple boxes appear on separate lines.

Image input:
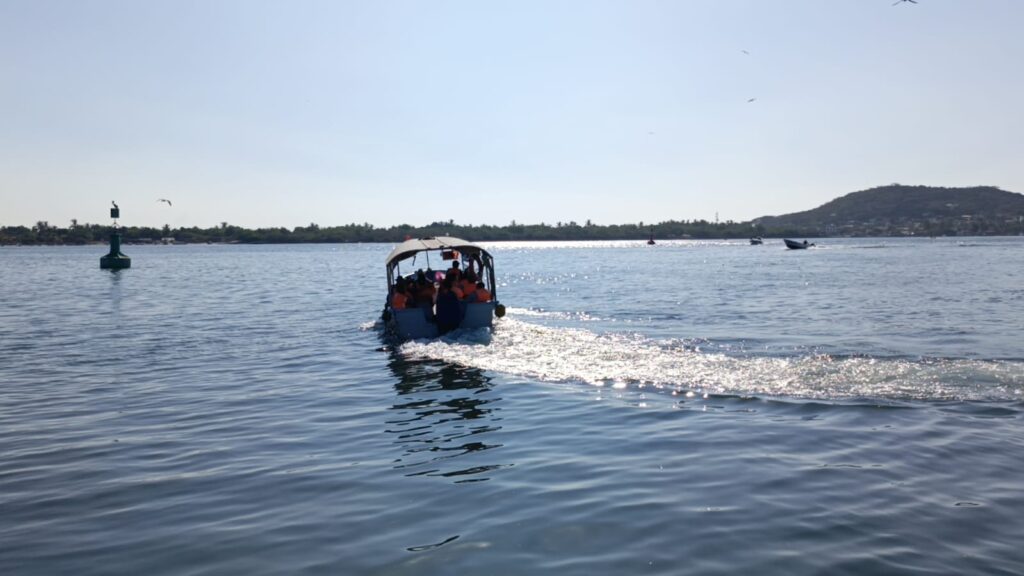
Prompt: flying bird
<box><xmin>157</xmin><ymin>198</ymin><xmax>172</xmax><ymax>206</ymax></box>
<box><xmin>741</xmin><ymin>50</ymin><xmax>750</xmax><ymax>55</ymax></box>
<box><xmin>747</xmin><ymin>98</ymin><xmax>757</xmax><ymax>103</ymax></box>
<box><xmin>892</xmin><ymin>0</ymin><xmax>917</xmax><ymax>5</ymax></box>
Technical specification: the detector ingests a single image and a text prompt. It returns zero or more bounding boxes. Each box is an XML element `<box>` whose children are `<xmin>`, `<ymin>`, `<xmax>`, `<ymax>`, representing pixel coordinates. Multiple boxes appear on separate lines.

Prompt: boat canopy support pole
<box><xmin>485</xmin><ymin>254</ymin><xmax>496</xmax><ymax>299</ymax></box>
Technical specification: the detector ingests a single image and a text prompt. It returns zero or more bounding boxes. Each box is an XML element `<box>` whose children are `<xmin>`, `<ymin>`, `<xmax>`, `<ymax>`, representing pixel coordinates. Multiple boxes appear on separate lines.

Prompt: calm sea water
<box><xmin>2</xmin><ymin>238</ymin><xmax>1023</xmax><ymax>575</ymax></box>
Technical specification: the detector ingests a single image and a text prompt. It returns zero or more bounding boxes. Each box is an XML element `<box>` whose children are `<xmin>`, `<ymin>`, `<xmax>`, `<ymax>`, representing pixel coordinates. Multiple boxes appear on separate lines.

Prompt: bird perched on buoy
<box><xmin>157</xmin><ymin>198</ymin><xmax>172</xmax><ymax>206</ymax></box>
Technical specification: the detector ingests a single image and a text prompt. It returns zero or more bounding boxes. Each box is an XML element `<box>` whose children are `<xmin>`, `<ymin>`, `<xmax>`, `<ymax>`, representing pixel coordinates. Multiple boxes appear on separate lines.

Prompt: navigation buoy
<box><xmin>100</xmin><ymin>202</ymin><xmax>131</xmax><ymax>269</ymax></box>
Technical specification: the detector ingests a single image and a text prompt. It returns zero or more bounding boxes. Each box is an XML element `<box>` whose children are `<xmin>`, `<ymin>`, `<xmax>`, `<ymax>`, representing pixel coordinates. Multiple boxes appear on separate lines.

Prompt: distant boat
<box><xmin>750</xmin><ymin>237</ymin><xmax>763</xmax><ymax>245</ymax></box>
<box><xmin>784</xmin><ymin>238</ymin><xmax>814</xmax><ymax>250</ymax></box>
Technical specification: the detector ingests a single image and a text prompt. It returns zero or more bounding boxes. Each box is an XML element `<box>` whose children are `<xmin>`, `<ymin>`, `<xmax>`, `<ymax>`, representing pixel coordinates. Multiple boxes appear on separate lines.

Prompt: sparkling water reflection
<box><xmin>386</xmin><ymin>356</ymin><xmax>508</xmax><ymax>482</ymax></box>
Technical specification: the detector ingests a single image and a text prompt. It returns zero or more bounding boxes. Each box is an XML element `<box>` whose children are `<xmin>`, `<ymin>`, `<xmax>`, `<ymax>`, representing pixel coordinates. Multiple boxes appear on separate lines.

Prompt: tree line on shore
<box><xmin>3</xmin><ymin>215</ymin><xmax>1022</xmax><ymax>246</ymax></box>
<box><xmin>9</xmin><ymin>186</ymin><xmax>1022</xmax><ymax>245</ymax></box>
<box><xmin>3</xmin><ymin>219</ymin><xmax>787</xmax><ymax>245</ymax></box>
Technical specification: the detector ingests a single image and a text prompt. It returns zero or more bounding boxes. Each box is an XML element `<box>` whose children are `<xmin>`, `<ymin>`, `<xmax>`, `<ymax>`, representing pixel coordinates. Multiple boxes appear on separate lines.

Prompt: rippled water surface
<box><xmin>2</xmin><ymin>238</ymin><xmax>1024</xmax><ymax>575</ymax></box>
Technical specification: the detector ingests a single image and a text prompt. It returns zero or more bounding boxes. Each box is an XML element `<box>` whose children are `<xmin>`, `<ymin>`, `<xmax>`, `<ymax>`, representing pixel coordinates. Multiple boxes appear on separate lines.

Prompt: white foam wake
<box><xmin>504</xmin><ymin>307</ymin><xmax>601</xmax><ymax>322</ymax></box>
<box><xmin>398</xmin><ymin>319</ymin><xmax>1024</xmax><ymax>401</ymax></box>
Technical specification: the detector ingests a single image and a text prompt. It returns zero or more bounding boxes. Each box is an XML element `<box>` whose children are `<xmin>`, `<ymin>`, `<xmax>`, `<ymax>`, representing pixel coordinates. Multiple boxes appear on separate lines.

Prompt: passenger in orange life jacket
<box><xmin>413</xmin><ymin>270</ymin><xmax>435</xmax><ymax>307</ymax></box>
<box><xmin>474</xmin><ymin>282</ymin><xmax>491</xmax><ymax>303</ymax></box>
<box><xmin>391</xmin><ymin>278</ymin><xmax>409</xmax><ymax>309</ymax></box>
<box><xmin>443</xmin><ymin>268</ymin><xmax>464</xmax><ymax>300</ymax></box>
<box><xmin>459</xmin><ymin>269</ymin><xmax>478</xmax><ymax>299</ymax></box>
<box><xmin>449</xmin><ymin>260</ymin><xmax>462</xmax><ymax>281</ymax></box>
<box><xmin>462</xmin><ymin>281</ymin><xmax>490</xmax><ymax>304</ymax></box>
<box><xmin>419</xmin><ymin>279</ymin><xmax>436</xmax><ymax>305</ymax></box>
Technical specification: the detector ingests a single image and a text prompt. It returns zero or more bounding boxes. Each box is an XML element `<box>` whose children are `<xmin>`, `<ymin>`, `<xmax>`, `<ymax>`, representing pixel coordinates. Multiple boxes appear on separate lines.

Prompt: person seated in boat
<box><xmin>391</xmin><ymin>278</ymin><xmax>410</xmax><ymax>310</ymax></box>
<box><xmin>449</xmin><ymin>260</ymin><xmax>462</xmax><ymax>281</ymax></box>
<box><xmin>444</xmin><ymin>269</ymin><xmax>465</xmax><ymax>300</ymax></box>
<box><xmin>458</xmin><ymin>269</ymin><xmax>478</xmax><ymax>299</ymax></box>
<box><xmin>419</xmin><ymin>278</ymin><xmax>436</xmax><ymax>306</ymax></box>
<box><xmin>412</xmin><ymin>271</ymin><xmax>435</xmax><ymax>307</ymax></box>
<box><xmin>473</xmin><ymin>281</ymin><xmax>491</xmax><ymax>303</ymax></box>
<box><xmin>440</xmin><ymin>267</ymin><xmax>465</xmax><ymax>299</ymax></box>
<box><xmin>435</xmin><ymin>278</ymin><xmax>463</xmax><ymax>335</ymax></box>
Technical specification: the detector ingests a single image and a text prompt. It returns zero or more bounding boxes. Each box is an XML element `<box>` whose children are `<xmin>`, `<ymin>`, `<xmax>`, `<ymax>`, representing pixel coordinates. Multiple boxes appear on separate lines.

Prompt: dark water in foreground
<box><xmin>2</xmin><ymin>238</ymin><xmax>1023</xmax><ymax>575</ymax></box>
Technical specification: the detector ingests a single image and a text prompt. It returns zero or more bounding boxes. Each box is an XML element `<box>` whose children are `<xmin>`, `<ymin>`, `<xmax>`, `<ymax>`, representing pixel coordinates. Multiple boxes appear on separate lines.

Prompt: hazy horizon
<box><xmin>3</xmin><ymin>1</ymin><xmax>1023</xmax><ymax>229</ymax></box>
<box><xmin>7</xmin><ymin>182</ymin><xmax>1024</xmax><ymax>231</ymax></box>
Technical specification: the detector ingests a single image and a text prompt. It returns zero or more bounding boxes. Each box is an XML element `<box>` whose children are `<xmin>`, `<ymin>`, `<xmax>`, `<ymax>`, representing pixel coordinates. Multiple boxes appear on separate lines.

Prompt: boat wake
<box><xmin>502</xmin><ymin>307</ymin><xmax>602</xmax><ymax>322</ymax></box>
<box><xmin>397</xmin><ymin>318</ymin><xmax>1024</xmax><ymax>402</ymax></box>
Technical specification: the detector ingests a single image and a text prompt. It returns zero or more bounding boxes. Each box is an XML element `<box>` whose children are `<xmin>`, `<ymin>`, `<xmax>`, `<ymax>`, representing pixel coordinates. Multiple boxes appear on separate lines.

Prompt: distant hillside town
<box><xmin>3</xmin><ymin>185</ymin><xmax>1023</xmax><ymax>245</ymax></box>
<box><xmin>752</xmin><ymin>185</ymin><xmax>1024</xmax><ymax>237</ymax></box>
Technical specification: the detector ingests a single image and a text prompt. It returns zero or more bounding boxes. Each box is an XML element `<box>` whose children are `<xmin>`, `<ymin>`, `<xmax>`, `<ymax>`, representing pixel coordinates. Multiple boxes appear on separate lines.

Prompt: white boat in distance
<box><xmin>382</xmin><ymin>236</ymin><xmax>504</xmax><ymax>340</ymax></box>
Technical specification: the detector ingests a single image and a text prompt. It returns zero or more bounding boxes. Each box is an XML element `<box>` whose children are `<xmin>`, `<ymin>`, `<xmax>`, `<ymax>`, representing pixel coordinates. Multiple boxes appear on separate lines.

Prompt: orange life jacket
<box><xmin>460</xmin><ymin>279</ymin><xmax>476</xmax><ymax>296</ymax></box>
<box><xmin>391</xmin><ymin>291</ymin><xmax>408</xmax><ymax>310</ymax></box>
<box><xmin>475</xmin><ymin>288</ymin><xmax>491</xmax><ymax>303</ymax></box>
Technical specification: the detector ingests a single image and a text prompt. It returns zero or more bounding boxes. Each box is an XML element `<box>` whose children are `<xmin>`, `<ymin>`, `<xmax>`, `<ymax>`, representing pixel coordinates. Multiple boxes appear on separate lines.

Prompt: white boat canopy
<box><xmin>384</xmin><ymin>236</ymin><xmax>491</xmax><ymax>267</ymax></box>
<box><xmin>385</xmin><ymin>236</ymin><xmax>497</xmax><ymax>301</ymax></box>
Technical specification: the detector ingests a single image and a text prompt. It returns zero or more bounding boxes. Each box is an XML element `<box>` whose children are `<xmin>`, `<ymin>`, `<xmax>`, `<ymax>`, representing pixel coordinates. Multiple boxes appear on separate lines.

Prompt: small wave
<box><xmin>359</xmin><ymin>319</ymin><xmax>383</xmax><ymax>331</ymax></box>
<box><xmin>398</xmin><ymin>319</ymin><xmax>1024</xmax><ymax>402</ymax></box>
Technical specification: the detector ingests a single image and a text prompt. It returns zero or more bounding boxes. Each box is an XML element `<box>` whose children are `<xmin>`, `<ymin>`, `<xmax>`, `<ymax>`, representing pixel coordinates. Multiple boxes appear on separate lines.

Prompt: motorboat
<box><xmin>382</xmin><ymin>236</ymin><xmax>504</xmax><ymax>339</ymax></box>
<box><xmin>750</xmin><ymin>237</ymin><xmax>763</xmax><ymax>245</ymax></box>
<box><xmin>783</xmin><ymin>238</ymin><xmax>814</xmax><ymax>249</ymax></box>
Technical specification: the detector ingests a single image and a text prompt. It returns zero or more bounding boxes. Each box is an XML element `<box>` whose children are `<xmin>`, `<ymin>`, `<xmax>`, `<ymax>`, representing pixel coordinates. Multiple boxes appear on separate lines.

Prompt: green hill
<box><xmin>753</xmin><ymin>185</ymin><xmax>1024</xmax><ymax>235</ymax></box>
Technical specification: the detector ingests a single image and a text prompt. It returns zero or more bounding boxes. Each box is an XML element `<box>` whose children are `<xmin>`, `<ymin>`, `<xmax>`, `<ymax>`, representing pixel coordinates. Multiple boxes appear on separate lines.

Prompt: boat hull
<box><xmin>783</xmin><ymin>239</ymin><xmax>812</xmax><ymax>249</ymax></box>
<box><xmin>387</xmin><ymin>302</ymin><xmax>496</xmax><ymax>340</ymax></box>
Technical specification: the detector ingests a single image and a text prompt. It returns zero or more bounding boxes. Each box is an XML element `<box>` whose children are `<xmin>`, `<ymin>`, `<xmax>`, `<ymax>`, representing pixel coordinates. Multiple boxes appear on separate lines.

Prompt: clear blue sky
<box><xmin>2</xmin><ymin>0</ymin><xmax>1022</xmax><ymax>229</ymax></box>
